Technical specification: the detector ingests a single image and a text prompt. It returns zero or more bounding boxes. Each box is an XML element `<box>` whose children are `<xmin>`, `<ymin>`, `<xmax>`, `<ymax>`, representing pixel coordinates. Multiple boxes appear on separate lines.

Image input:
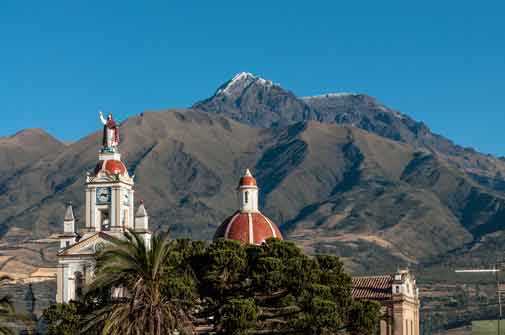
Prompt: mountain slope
<box><xmin>1</xmin><ymin>73</ymin><xmax>504</xmax><ymax>333</ymax></box>
<box><xmin>1</xmin><ymin>72</ymin><xmax>505</xmax><ymax>276</ymax></box>
<box><xmin>0</xmin><ymin>129</ymin><xmax>64</xmax><ymax>183</ymax></box>
<box><xmin>195</xmin><ymin>73</ymin><xmax>505</xmax><ymax>192</ymax></box>
<box><xmin>1</xmin><ymin>108</ymin><xmax>505</xmax><ymax>277</ymax></box>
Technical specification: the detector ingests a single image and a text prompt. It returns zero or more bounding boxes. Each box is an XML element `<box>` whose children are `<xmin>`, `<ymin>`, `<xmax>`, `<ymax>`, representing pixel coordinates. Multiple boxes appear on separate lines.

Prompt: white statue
<box><xmin>99</xmin><ymin>111</ymin><xmax>119</xmax><ymax>149</ymax></box>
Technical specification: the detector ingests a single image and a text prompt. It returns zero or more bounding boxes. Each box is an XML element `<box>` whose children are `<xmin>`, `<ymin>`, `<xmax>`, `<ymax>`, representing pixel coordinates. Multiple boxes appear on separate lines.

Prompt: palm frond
<box><xmin>81</xmin><ymin>230</ymin><xmax>193</xmax><ymax>335</ymax></box>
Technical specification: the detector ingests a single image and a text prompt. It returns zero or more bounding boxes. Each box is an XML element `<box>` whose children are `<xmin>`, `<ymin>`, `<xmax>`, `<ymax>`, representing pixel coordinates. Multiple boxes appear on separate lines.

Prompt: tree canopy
<box><xmin>43</xmin><ymin>234</ymin><xmax>380</xmax><ymax>335</ymax></box>
<box><xmin>195</xmin><ymin>238</ymin><xmax>380</xmax><ymax>334</ymax></box>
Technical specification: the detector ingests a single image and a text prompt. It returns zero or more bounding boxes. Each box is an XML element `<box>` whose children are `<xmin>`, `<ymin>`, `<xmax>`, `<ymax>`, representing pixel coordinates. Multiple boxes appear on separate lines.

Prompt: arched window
<box><xmin>245</xmin><ymin>191</ymin><xmax>249</xmax><ymax>204</ymax></box>
<box><xmin>100</xmin><ymin>210</ymin><xmax>110</xmax><ymax>231</ymax></box>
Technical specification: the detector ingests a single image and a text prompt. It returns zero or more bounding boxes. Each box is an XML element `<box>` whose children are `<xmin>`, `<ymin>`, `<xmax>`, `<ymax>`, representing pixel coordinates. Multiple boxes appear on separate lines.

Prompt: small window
<box><xmin>75</xmin><ymin>272</ymin><xmax>84</xmax><ymax>300</ymax></box>
<box><xmin>245</xmin><ymin>191</ymin><xmax>249</xmax><ymax>204</ymax></box>
<box><xmin>66</xmin><ymin>241</ymin><xmax>70</xmax><ymax>247</ymax></box>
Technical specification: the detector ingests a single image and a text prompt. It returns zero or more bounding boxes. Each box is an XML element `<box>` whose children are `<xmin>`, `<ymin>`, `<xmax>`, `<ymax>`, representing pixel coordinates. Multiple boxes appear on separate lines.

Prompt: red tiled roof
<box><xmin>214</xmin><ymin>211</ymin><xmax>283</xmax><ymax>245</ymax></box>
<box><xmin>238</xmin><ymin>169</ymin><xmax>257</xmax><ymax>188</ymax></box>
<box><xmin>352</xmin><ymin>275</ymin><xmax>393</xmax><ymax>300</ymax></box>
<box><xmin>94</xmin><ymin>159</ymin><xmax>127</xmax><ymax>176</ymax></box>
<box><xmin>238</xmin><ymin>175</ymin><xmax>257</xmax><ymax>187</ymax></box>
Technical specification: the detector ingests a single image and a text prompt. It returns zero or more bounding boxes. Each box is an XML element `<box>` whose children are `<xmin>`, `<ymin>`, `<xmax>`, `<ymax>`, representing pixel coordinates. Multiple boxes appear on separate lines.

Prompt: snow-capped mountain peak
<box><xmin>214</xmin><ymin>72</ymin><xmax>275</xmax><ymax>96</ymax></box>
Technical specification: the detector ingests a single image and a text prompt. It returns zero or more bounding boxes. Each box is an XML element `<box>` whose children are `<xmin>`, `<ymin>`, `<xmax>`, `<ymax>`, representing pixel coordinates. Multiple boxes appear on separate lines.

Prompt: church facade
<box><xmin>56</xmin><ymin>112</ymin><xmax>151</xmax><ymax>303</ymax></box>
<box><xmin>352</xmin><ymin>270</ymin><xmax>420</xmax><ymax>335</ymax></box>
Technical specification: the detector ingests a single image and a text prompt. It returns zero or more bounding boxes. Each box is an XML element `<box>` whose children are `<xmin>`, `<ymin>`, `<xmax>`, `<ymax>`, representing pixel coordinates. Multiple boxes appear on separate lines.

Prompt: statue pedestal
<box><xmin>99</xmin><ymin>151</ymin><xmax>121</xmax><ymax>161</ymax></box>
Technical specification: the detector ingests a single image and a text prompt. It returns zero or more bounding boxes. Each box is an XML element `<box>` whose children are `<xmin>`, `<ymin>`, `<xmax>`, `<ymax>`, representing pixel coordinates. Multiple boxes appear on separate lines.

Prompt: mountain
<box><xmin>2</xmin><ymin>73</ymin><xmax>505</xmax><ymax>266</ymax></box>
<box><xmin>193</xmin><ymin>72</ymin><xmax>319</xmax><ymax>128</ymax></box>
<box><xmin>1</xmin><ymin>108</ymin><xmax>504</xmax><ymax>266</ymax></box>
<box><xmin>1</xmin><ymin>73</ymin><xmax>505</xmax><ymax>332</ymax></box>
<box><xmin>0</xmin><ymin>128</ymin><xmax>64</xmax><ymax>182</ymax></box>
<box><xmin>194</xmin><ymin>73</ymin><xmax>505</xmax><ymax>193</ymax></box>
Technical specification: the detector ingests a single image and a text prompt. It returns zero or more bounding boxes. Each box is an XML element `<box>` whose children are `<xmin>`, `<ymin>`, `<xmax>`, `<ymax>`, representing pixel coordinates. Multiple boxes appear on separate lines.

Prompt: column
<box><xmin>85</xmin><ymin>189</ymin><xmax>91</xmax><ymax>230</ymax></box>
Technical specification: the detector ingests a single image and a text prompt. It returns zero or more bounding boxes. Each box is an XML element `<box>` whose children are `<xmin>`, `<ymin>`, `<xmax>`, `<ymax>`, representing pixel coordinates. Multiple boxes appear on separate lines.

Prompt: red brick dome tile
<box><xmin>214</xmin><ymin>211</ymin><xmax>283</xmax><ymax>245</ymax></box>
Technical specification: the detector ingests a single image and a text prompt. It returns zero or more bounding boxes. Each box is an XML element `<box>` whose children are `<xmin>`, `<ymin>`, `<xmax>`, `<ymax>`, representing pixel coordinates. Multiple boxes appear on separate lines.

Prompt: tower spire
<box><xmin>64</xmin><ymin>204</ymin><xmax>75</xmax><ymax>222</ymax></box>
<box><xmin>63</xmin><ymin>204</ymin><xmax>75</xmax><ymax>234</ymax></box>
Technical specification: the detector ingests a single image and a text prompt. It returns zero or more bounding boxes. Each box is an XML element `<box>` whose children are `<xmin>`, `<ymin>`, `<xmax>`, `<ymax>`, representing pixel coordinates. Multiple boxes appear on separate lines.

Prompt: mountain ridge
<box><xmin>1</xmin><ymin>72</ymin><xmax>505</xmax><ymax>275</ymax></box>
<box><xmin>0</xmin><ymin>72</ymin><xmax>502</xmax><ymax>333</ymax></box>
<box><xmin>195</xmin><ymin>73</ymin><xmax>505</xmax><ymax>192</ymax></box>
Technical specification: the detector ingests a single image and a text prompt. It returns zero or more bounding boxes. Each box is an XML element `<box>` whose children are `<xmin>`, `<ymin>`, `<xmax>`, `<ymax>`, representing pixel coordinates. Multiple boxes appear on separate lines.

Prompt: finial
<box><xmin>64</xmin><ymin>203</ymin><xmax>75</xmax><ymax>221</ymax></box>
<box><xmin>136</xmin><ymin>201</ymin><xmax>148</xmax><ymax>218</ymax></box>
<box><xmin>244</xmin><ymin>168</ymin><xmax>253</xmax><ymax>177</ymax></box>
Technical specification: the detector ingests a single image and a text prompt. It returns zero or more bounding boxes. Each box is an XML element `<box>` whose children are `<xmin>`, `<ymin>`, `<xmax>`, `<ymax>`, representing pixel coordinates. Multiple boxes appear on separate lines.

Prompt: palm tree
<box><xmin>0</xmin><ymin>275</ymin><xmax>34</xmax><ymax>335</ymax></box>
<box><xmin>82</xmin><ymin>231</ymin><xmax>193</xmax><ymax>335</ymax></box>
<box><xmin>0</xmin><ymin>278</ymin><xmax>14</xmax><ymax>335</ymax></box>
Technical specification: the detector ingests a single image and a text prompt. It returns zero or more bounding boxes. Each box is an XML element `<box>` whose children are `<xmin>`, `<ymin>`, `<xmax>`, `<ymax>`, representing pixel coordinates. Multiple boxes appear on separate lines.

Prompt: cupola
<box><xmin>214</xmin><ymin>169</ymin><xmax>283</xmax><ymax>245</ymax></box>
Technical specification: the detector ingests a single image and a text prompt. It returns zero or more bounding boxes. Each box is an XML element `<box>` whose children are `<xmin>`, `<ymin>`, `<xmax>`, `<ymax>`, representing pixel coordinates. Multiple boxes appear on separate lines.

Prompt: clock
<box><xmin>123</xmin><ymin>192</ymin><xmax>130</xmax><ymax>206</ymax></box>
<box><xmin>94</xmin><ymin>242</ymin><xmax>106</xmax><ymax>253</ymax></box>
<box><xmin>96</xmin><ymin>187</ymin><xmax>111</xmax><ymax>204</ymax></box>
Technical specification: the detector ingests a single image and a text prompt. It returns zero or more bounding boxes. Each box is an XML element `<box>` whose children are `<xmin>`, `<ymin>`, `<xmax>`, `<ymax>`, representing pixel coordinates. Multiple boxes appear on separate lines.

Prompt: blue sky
<box><xmin>1</xmin><ymin>1</ymin><xmax>504</xmax><ymax>155</ymax></box>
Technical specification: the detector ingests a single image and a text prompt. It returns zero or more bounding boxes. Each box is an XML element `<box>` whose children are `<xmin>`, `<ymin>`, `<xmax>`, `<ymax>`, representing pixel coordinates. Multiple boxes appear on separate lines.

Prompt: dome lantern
<box><xmin>237</xmin><ymin>169</ymin><xmax>259</xmax><ymax>213</ymax></box>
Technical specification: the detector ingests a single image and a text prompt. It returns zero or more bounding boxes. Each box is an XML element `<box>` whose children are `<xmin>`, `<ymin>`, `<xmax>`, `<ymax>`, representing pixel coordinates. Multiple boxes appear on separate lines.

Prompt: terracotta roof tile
<box><xmin>352</xmin><ymin>275</ymin><xmax>393</xmax><ymax>300</ymax></box>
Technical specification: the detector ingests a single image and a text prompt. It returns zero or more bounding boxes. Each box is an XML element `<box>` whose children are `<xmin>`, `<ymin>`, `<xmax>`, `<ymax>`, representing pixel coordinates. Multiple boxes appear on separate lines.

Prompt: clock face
<box><xmin>96</xmin><ymin>187</ymin><xmax>111</xmax><ymax>204</ymax></box>
<box><xmin>94</xmin><ymin>242</ymin><xmax>106</xmax><ymax>253</ymax></box>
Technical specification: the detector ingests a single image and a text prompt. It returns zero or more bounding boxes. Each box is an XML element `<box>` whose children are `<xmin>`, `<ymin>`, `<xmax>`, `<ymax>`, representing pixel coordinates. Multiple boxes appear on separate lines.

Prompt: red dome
<box><xmin>238</xmin><ymin>169</ymin><xmax>257</xmax><ymax>188</ymax></box>
<box><xmin>94</xmin><ymin>159</ymin><xmax>127</xmax><ymax>176</ymax></box>
<box><xmin>214</xmin><ymin>211</ymin><xmax>283</xmax><ymax>245</ymax></box>
<box><xmin>239</xmin><ymin>175</ymin><xmax>257</xmax><ymax>187</ymax></box>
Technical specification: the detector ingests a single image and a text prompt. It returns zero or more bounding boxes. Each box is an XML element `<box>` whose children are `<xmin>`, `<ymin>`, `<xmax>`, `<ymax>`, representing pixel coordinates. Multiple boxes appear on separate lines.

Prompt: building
<box><xmin>56</xmin><ymin>113</ymin><xmax>151</xmax><ymax>303</ymax></box>
<box><xmin>214</xmin><ymin>169</ymin><xmax>283</xmax><ymax>244</ymax></box>
<box><xmin>352</xmin><ymin>269</ymin><xmax>420</xmax><ymax>335</ymax></box>
<box><xmin>216</xmin><ymin>170</ymin><xmax>419</xmax><ymax>335</ymax></box>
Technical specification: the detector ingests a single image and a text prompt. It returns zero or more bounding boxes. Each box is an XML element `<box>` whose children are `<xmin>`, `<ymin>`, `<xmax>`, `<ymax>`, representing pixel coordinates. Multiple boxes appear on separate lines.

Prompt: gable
<box><xmin>57</xmin><ymin>232</ymin><xmax>116</xmax><ymax>257</ymax></box>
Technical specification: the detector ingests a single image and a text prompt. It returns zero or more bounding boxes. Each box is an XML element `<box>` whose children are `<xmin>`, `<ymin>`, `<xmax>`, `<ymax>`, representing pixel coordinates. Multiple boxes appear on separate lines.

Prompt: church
<box><xmin>56</xmin><ymin>112</ymin><xmax>151</xmax><ymax>303</ymax></box>
<box><xmin>56</xmin><ymin>113</ymin><xmax>419</xmax><ymax>335</ymax></box>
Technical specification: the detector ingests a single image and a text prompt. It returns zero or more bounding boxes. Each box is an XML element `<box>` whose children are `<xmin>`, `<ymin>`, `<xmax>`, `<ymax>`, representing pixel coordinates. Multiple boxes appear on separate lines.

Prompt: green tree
<box><xmin>0</xmin><ymin>275</ymin><xmax>33</xmax><ymax>335</ymax></box>
<box><xmin>200</xmin><ymin>238</ymin><xmax>380</xmax><ymax>335</ymax></box>
<box><xmin>218</xmin><ymin>298</ymin><xmax>257</xmax><ymax>335</ymax></box>
<box><xmin>43</xmin><ymin>236</ymin><xmax>381</xmax><ymax>334</ymax></box>
<box><xmin>0</xmin><ymin>296</ymin><xmax>14</xmax><ymax>335</ymax></box>
<box><xmin>348</xmin><ymin>300</ymin><xmax>381</xmax><ymax>335</ymax></box>
<box><xmin>82</xmin><ymin>231</ymin><xmax>195</xmax><ymax>335</ymax></box>
<box><xmin>42</xmin><ymin>303</ymin><xmax>80</xmax><ymax>335</ymax></box>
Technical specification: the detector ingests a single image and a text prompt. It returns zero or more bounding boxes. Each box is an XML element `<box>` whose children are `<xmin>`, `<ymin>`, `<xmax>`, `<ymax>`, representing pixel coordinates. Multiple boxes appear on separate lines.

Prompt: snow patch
<box><xmin>302</xmin><ymin>93</ymin><xmax>357</xmax><ymax>100</ymax></box>
<box><xmin>215</xmin><ymin>72</ymin><xmax>275</xmax><ymax>96</ymax></box>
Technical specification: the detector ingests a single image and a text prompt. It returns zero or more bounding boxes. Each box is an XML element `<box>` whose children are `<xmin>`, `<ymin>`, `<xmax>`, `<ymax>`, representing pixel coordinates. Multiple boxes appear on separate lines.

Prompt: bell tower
<box><xmin>57</xmin><ymin>112</ymin><xmax>152</xmax><ymax>304</ymax></box>
<box><xmin>84</xmin><ymin>149</ymin><xmax>135</xmax><ymax>233</ymax></box>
